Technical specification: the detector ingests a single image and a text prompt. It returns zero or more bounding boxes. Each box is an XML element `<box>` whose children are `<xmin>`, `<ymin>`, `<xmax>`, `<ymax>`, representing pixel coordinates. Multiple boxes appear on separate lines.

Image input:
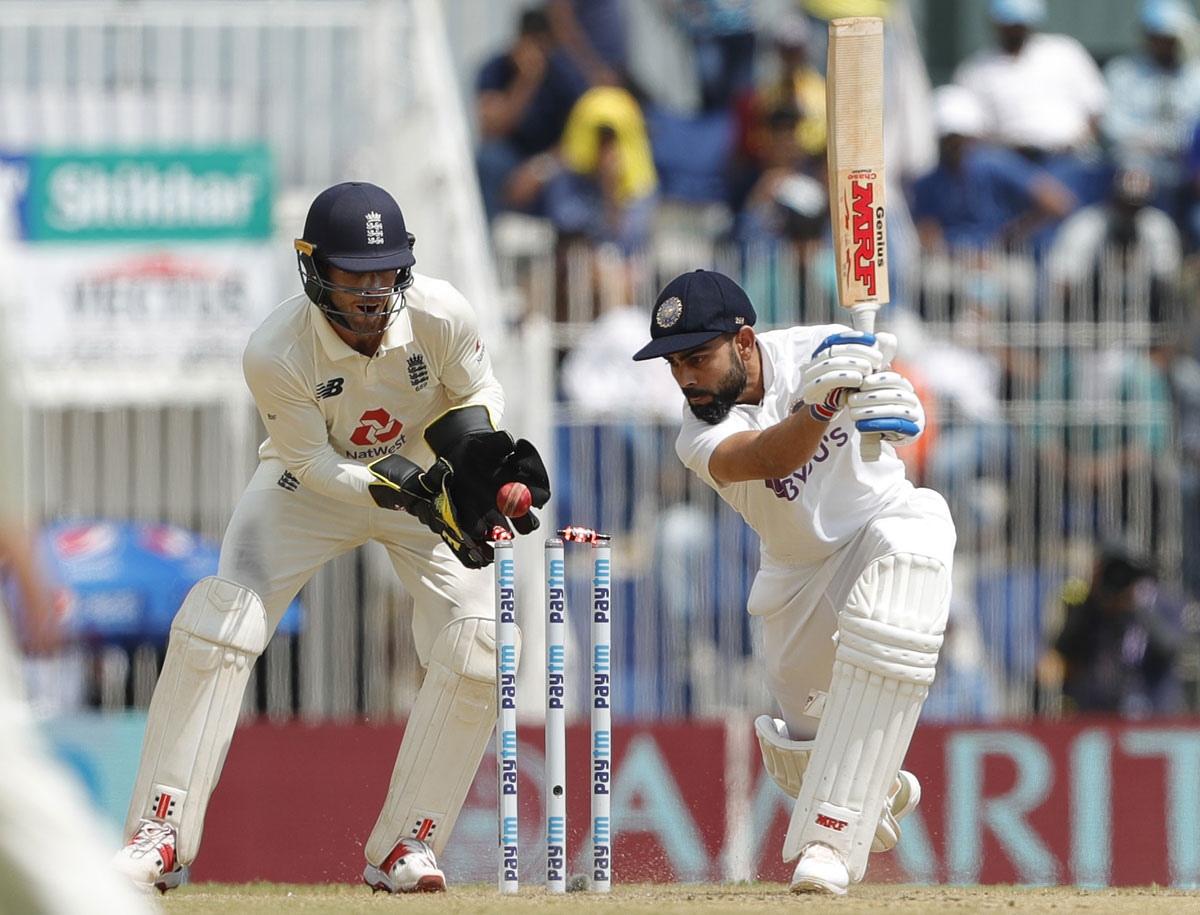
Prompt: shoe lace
<box><xmin>129</xmin><ymin>820</ymin><xmax>175</xmax><ymax>852</ymax></box>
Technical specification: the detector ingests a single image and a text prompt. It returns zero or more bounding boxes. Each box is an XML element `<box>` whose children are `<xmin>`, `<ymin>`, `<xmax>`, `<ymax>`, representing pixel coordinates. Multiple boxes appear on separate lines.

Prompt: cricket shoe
<box><xmin>790</xmin><ymin>842</ymin><xmax>849</xmax><ymax>896</ymax></box>
<box><xmin>363</xmin><ymin>838</ymin><xmax>446</xmax><ymax>893</ymax></box>
<box><xmin>873</xmin><ymin>769</ymin><xmax>921</xmax><ymax>852</ymax></box>
<box><xmin>112</xmin><ymin>818</ymin><xmax>188</xmax><ymax>892</ymax></box>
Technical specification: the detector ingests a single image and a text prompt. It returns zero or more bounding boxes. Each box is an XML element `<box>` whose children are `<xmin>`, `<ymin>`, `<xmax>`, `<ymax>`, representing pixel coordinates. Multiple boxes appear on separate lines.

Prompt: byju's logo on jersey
<box><xmin>408</xmin><ymin>353</ymin><xmax>429</xmax><ymax>391</ymax></box>
<box><xmin>350</xmin><ymin>408</ymin><xmax>404</xmax><ymax>446</ymax></box>
<box><xmin>316</xmin><ymin>377</ymin><xmax>344</xmax><ymax>399</ymax></box>
<box><xmin>366</xmin><ymin>211</ymin><xmax>384</xmax><ymax>245</ymax></box>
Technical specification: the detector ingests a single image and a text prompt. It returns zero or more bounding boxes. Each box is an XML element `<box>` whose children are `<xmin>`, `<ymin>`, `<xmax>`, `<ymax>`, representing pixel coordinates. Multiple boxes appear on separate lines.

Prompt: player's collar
<box><xmin>310</xmin><ymin>299</ymin><xmax>413</xmax><ymax>360</ymax></box>
<box><xmin>376</xmin><ymin>301</ymin><xmax>414</xmax><ymax>353</ymax></box>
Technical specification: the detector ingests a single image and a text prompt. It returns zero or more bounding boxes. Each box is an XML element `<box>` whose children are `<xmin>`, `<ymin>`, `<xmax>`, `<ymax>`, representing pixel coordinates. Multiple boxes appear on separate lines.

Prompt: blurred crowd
<box><xmin>471</xmin><ymin>0</ymin><xmax>1200</xmax><ymax>720</ymax></box>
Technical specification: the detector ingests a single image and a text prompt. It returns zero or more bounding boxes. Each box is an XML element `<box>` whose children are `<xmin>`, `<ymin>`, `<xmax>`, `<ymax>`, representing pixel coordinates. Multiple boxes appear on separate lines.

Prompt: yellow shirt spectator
<box><xmin>560</xmin><ymin>86</ymin><xmax>658</xmax><ymax>203</ymax></box>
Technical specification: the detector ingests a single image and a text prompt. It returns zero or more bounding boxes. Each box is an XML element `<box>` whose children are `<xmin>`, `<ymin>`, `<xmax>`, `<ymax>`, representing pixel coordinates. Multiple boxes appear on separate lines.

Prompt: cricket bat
<box><xmin>826</xmin><ymin>17</ymin><xmax>888</xmax><ymax>461</ymax></box>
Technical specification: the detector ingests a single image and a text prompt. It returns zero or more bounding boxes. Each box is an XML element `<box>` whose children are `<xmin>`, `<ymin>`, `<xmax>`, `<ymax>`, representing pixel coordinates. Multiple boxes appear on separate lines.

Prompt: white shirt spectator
<box><xmin>954</xmin><ymin>32</ymin><xmax>1108</xmax><ymax>152</ymax></box>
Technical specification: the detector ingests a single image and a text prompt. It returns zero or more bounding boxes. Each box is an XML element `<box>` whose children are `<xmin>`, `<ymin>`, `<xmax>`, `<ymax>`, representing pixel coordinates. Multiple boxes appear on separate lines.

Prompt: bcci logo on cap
<box><xmin>655</xmin><ymin>296</ymin><xmax>682</xmax><ymax>328</ymax></box>
<box><xmin>365</xmin><ymin>210</ymin><xmax>384</xmax><ymax>245</ymax></box>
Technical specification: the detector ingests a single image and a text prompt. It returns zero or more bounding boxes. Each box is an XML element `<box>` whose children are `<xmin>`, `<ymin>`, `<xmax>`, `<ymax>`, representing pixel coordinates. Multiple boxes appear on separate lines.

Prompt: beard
<box><xmin>686</xmin><ymin>355</ymin><xmax>748</xmax><ymax>425</ymax></box>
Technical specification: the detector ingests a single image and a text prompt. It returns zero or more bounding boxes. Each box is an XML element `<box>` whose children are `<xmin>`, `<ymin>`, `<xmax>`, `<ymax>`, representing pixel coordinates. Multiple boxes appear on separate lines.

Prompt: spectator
<box><xmin>912</xmin><ymin>85</ymin><xmax>1075</xmax><ymax>254</ymax></box>
<box><xmin>1103</xmin><ymin>0</ymin><xmax>1200</xmax><ymax>230</ymax></box>
<box><xmin>474</xmin><ymin>6</ymin><xmax>590</xmax><ymax>223</ymax></box>
<box><xmin>670</xmin><ymin>0</ymin><xmax>758</xmax><ymax>113</ymax></box>
<box><xmin>547</xmin><ymin>0</ymin><xmax>629</xmax><ymax>88</ymax></box>
<box><xmin>909</xmin><ymin>84</ymin><xmax>1073</xmax><ymax>317</ymax></box>
<box><xmin>1046</xmin><ymin>165</ymin><xmax>1183</xmax><ymax>325</ymax></box>
<box><xmin>954</xmin><ymin>0</ymin><xmax>1108</xmax><ymax>205</ymax></box>
<box><xmin>729</xmin><ymin>104</ymin><xmax>827</xmax><ymax>250</ymax></box>
<box><xmin>543</xmin><ymin>85</ymin><xmax>659</xmax><ymax>253</ymax></box>
<box><xmin>734</xmin><ymin>13</ymin><xmax>827</xmax><ymax>166</ymax></box>
<box><xmin>1044</xmin><ymin>544</ymin><xmax>1184</xmax><ymax>717</ymax></box>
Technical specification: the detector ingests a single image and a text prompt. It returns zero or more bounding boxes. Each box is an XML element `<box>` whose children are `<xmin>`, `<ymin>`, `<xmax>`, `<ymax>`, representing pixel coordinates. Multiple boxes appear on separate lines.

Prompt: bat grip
<box><xmin>849</xmin><ymin>306</ymin><xmax>882</xmax><ymax>462</ymax></box>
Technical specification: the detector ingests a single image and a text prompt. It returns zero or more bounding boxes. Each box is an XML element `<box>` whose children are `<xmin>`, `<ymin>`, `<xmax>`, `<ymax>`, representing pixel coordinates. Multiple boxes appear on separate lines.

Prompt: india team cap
<box><xmin>632</xmin><ymin>269</ymin><xmax>757</xmax><ymax>361</ymax></box>
<box><xmin>300</xmin><ymin>181</ymin><xmax>415</xmax><ymax>273</ymax></box>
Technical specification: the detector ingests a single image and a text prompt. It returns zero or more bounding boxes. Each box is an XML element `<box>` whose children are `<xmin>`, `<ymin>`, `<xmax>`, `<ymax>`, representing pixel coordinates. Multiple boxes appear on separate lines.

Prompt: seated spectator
<box><xmin>954</xmin><ymin>0</ymin><xmax>1108</xmax><ymax>206</ymax></box>
<box><xmin>733</xmin><ymin>13</ymin><xmax>827</xmax><ymax>168</ymax></box>
<box><xmin>909</xmin><ymin>84</ymin><xmax>1073</xmax><ymax>317</ymax></box>
<box><xmin>1046</xmin><ymin>165</ymin><xmax>1183</xmax><ymax>325</ymax></box>
<box><xmin>474</xmin><ymin>6</ymin><xmax>590</xmax><ymax>223</ymax></box>
<box><xmin>1043</xmin><ymin>544</ymin><xmax>1184</xmax><ymax>717</ymax></box>
<box><xmin>543</xmin><ymin>85</ymin><xmax>658</xmax><ymax>253</ymax></box>
<box><xmin>729</xmin><ymin>105</ymin><xmax>826</xmax><ymax>251</ymax></box>
<box><xmin>912</xmin><ymin>85</ymin><xmax>1075</xmax><ymax>253</ymax></box>
<box><xmin>1103</xmin><ymin>0</ymin><xmax>1200</xmax><ymax>231</ymax></box>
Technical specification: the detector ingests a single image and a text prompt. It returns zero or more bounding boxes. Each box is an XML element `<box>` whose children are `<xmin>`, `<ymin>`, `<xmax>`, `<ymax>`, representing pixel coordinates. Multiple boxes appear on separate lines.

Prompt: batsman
<box><xmin>113</xmin><ymin>181</ymin><xmax>549</xmax><ymax>894</ymax></box>
<box><xmin>634</xmin><ymin>267</ymin><xmax>954</xmax><ymax>895</ymax></box>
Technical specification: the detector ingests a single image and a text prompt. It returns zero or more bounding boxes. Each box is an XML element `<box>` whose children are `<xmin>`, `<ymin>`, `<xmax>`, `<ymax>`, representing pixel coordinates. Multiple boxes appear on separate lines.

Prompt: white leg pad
<box><xmin>757</xmin><ymin>716</ymin><xmax>922</xmax><ymax>853</ymax></box>
<box><xmin>123</xmin><ymin>576</ymin><xmax>268</xmax><ymax>864</ymax></box>
<box><xmin>366</xmin><ymin>615</ymin><xmax>517</xmax><ymax>862</ymax></box>
<box><xmin>783</xmin><ymin>553</ymin><xmax>950</xmax><ymax>882</ymax></box>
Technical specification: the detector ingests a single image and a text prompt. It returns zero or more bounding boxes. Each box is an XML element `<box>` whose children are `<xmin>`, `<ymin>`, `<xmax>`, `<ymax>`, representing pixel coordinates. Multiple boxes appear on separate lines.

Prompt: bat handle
<box><xmin>850</xmin><ymin>305</ymin><xmax>882</xmax><ymax>463</ymax></box>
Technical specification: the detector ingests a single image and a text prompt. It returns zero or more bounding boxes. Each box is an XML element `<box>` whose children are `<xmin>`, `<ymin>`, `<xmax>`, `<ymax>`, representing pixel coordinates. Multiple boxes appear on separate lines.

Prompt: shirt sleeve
<box><xmin>243</xmin><ymin>341</ymin><xmax>381</xmax><ymax>507</ymax></box>
<box><xmin>430</xmin><ymin>283</ymin><xmax>506</xmax><ymax>426</ymax></box>
<box><xmin>675</xmin><ymin>410</ymin><xmax>755</xmax><ymax>491</ymax></box>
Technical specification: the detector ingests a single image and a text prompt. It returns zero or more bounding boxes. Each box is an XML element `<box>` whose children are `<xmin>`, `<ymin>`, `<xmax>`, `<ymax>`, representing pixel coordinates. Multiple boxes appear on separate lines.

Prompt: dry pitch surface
<box><xmin>159</xmin><ymin>883</ymin><xmax>1196</xmax><ymax>914</ymax></box>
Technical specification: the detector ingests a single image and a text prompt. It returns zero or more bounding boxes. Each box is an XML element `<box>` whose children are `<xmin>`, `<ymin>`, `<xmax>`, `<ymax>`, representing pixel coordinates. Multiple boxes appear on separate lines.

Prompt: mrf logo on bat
<box><xmin>841</xmin><ymin>168</ymin><xmax>887</xmax><ymax>302</ymax></box>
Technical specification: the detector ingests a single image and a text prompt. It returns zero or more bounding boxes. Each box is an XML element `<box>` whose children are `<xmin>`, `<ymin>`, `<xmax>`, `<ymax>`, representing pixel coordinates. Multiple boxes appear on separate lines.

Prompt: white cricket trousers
<box><xmin>0</xmin><ymin>612</ymin><xmax>158</xmax><ymax>915</ymax></box>
<box><xmin>218</xmin><ymin>458</ymin><xmax>494</xmax><ymax>662</ymax></box>
<box><xmin>750</xmin><ymin>488</ymin><xmax>957</xmax><ymax>738</ymax></box>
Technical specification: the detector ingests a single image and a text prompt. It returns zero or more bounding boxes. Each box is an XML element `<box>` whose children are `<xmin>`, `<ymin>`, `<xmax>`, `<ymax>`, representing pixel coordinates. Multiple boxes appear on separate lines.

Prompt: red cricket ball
<box><xmin>496</xmin><ymin>481</ymin><xmax>532</xmax><ymax>518</ymax></box>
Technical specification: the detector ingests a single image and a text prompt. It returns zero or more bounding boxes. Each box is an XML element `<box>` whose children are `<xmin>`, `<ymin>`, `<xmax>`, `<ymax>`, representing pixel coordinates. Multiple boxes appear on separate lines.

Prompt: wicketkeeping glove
<box><xmin>424</xmin><ymin>405</ymin><xmax>551</xmax><ymax>538</ymax></box>
<box><xmin>366</xmin><ymin>453</ymin><xmax>493</xmax><ymax>569</ymax></box>
<box><xmin>800</xmin><ymin>331</ymin><xmax>892</xmax><ymax>422</ymax></box>
<box><xmin>847</xmin><ymin>371</ymin><xmax>925</xmax><ymax>446</ymax></box>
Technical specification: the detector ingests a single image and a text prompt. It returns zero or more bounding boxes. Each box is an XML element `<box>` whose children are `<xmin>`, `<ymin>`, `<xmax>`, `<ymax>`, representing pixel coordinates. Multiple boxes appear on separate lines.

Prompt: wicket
<box><xmin>493</xmin><ymin>527</ymin><xmax>613</xmax><ymax>894</ymax></box>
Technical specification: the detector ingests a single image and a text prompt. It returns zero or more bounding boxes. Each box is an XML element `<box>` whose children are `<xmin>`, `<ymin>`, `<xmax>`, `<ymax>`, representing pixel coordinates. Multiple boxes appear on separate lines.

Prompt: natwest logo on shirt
<box><xmin>350</xmin><ymin>408</ymin><xmax>404</xmax><ymax>446</ymax></box>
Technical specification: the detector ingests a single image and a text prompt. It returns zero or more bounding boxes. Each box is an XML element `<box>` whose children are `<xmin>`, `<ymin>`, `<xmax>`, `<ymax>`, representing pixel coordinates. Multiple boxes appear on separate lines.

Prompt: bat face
<box><xmin>827</xmin><ymin>17</ymin><xmax>889</xmax><ymax>325</ymax></box>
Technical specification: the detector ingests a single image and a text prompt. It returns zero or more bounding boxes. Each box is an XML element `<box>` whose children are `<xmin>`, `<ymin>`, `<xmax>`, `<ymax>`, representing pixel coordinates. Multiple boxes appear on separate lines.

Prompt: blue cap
<box><xmin>633</xmin><ymin>270</ymin><xmax>756</xmax><ymax>361</ymax></box>
<box><xmin>989</xmin><ymin>0</ymin><xmax>1045</xmax><ymax>25</ymax></box>
<box><xmin>1141</xmin><ymin>0</ymin><xmax>1196</xmax><ymax>36</ymax></box>
<box><xmin>301</xmin><ymin>182</ymin><xmax>415</xmax><ymax>273</ymax></box>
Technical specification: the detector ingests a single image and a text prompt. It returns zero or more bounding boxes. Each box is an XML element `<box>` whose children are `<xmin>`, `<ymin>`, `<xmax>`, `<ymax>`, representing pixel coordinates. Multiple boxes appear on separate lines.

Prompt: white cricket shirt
<box><xmin>676</xmin><ymin>325</ymin><xmax>913</xmax><ymax>567</ymax></box>
<box><xmin>243</xmin><ymin>273</ymin><xmax>504</xmax><ymax>507</ymax></box>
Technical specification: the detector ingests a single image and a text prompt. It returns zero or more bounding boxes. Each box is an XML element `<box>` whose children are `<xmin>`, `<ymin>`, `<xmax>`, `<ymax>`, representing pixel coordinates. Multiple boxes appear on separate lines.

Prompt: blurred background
<box><xmin>2</xmin><ymin>0</ymin><xmax>1200</xmax><ymax>887</ymax></box>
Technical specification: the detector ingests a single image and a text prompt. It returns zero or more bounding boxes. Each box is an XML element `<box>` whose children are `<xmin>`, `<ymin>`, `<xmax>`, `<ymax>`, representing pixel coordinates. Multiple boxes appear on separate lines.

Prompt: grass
<box><xmin>156</xmin><ymin>882</ymin><xmax>1198</xmax><ymax>914</ymax></box>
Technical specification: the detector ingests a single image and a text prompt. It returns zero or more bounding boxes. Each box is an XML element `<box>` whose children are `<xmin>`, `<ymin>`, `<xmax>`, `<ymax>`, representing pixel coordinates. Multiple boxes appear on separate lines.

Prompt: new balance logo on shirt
<box><xmin>316</xmin><ymin>377</ymin><xmax>344</xmax><ymax>399</ymax></box>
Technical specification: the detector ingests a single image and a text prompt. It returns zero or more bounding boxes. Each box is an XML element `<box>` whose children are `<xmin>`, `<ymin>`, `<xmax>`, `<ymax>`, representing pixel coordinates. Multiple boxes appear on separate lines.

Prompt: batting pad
<box><xmin>124</xmin><ymin>577</ymin><xmax>268</xmax><ymax>864</ymax></box>
<box><xmin>783</xmin><ymin>553</ymin><xmax>950</xmax><ymax>882</ymax></box>
<box><xmin>366</xmin><ymin>615</ymin><xmax>516</xmax><ymax>862</ymax></box>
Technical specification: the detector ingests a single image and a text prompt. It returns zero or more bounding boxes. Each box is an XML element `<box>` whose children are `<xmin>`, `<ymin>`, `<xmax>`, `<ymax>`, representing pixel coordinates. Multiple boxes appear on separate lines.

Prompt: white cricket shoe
<box><xmin>363</xmin><ymin>838</ymin><xmax>446</xmax><ymax>893</ymax></box>
<box><xmin>790</xmin><ymin>842</ymin><xmax>850</xmax><ymax>896</ymax></box>
<box><xmin>112</xmin><ymin>818</ymin><xmax>188</xmax><ymax>892</ymax></box>
<box><xmin>873</xmin><ymin>769</ymin><xmax>922</xmax><ymax>852</ymax></box>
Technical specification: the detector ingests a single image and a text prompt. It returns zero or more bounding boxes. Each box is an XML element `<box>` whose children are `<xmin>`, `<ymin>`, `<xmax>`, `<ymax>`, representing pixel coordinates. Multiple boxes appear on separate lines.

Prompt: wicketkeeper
<box><xmin>634</xmin><ymin>270</ymin><xmax>955</xmax><ymax>896</ymax></box>
<box><xmin>113</xmin><ymin>182</ymin><xmax>549</xmax><ymax>894</ymax></box>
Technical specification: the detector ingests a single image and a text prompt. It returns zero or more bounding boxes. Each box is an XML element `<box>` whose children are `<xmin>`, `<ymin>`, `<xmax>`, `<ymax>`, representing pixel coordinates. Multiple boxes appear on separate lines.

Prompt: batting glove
<box><xmin>800</xmin><ymin>331</ymin><xmax>888</xmax><ymax>422</ymax></box>
<box><xmin>846</xmin><ymin>371</ymin><xmax>925</xmax><ymax>445</ymax></box>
